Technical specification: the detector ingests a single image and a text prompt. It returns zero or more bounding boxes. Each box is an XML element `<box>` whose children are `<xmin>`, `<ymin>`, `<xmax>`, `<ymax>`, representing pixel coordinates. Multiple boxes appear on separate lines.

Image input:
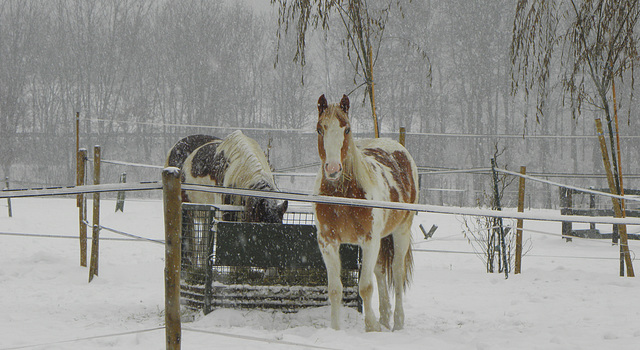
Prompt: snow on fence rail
<box><xmin>494</xmin><ymin>168</ymin><xmax>637</xmax><ymax>203</ymax></box>
<box><xmin>96</xmin><ymin>159</ymin><xmax>164</xmax><ymax>170</ymax></box>
<box><xmin>0</xmin><ymin>182</ymin><xmax>161</xmax><ymax>198</ymax></box>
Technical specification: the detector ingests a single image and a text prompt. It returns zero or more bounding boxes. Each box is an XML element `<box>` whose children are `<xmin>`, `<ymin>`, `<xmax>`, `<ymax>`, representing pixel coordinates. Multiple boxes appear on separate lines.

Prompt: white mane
<box><xmin>217</xmin><ymin>130</ymin><xmax>277</xmax><ymax>195</ymax></box>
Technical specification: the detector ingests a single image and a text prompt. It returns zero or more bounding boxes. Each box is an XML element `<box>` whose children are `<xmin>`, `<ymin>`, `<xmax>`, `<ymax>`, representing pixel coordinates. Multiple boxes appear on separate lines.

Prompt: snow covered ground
<box><xmin>1</xmin><ymin>197</ymin><xmax>639</xmax><ymax>349</ymax></box>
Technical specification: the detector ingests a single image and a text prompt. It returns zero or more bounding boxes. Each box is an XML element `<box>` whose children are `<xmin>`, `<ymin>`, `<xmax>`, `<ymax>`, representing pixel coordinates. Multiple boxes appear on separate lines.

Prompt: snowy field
<box><xmin>1</xmin><ymin>197</ymin><xmax>639</xmax><ymax>350</ymax></box>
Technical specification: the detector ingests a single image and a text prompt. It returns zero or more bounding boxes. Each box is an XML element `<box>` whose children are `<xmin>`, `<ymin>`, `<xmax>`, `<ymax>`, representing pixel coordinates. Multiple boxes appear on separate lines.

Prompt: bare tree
<box><xmin>0</xmin><ymin>1</ymin><xmax>40</xmax><ymax>180</ymax></box>
<box><xmin>462</xmin><ymin>145</ymin><xmax>526</xmax><ymax>275</ymax></box>
<box><xmin>512</xmin><ymin>0</ymin><xmax>640</xmax><ymax>176</ymax></box>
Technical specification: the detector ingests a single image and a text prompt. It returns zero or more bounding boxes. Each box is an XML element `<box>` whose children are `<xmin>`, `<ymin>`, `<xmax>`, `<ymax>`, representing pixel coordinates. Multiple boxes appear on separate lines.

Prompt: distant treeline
<box><xmin>1</xmin><ymin>0</ymin><xmax>639</xmax><ymax>208</ymax></box>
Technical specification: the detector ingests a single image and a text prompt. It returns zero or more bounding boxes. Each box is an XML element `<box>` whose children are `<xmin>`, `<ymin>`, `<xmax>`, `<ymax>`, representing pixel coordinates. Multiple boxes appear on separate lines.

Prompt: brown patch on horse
<box><xmin>359</xmin><ymin>148</ymin><xmax>417</xmax><ymax>246</ymax></box>
<box><xmin>389</xmin><ymin>187</ymin><xmax>399</xmax><ymax>203</ymax></box>
<box><xmin>190</xmin><ymin>142</ymin><xmax>227</xmax><ymax>184</ymax></box>
<box><xmin>166</xmin><ymin>134</ymin><xmax>219</xmax><ymax>168</ymax></box>
<box><xmin>318</xmin><ymin>105</ymin><xmax>349</xmax><ymax>128</ymax></box>
<box><xmin>382</xmin><ymin>208</ymin><xmax>413</xmax><ymax>238</ymax></box>
<box><xmin>363</xmin><ymin>148</ymin><xmax>417</xmax><ymax>204</ymax></box>
<box><xmin>316</xmin><ymin>203</ymin><xmax>373</xmax><ymax>245</ymax></box>
<box><xmin>316</xmin><ymin>173</ymin><xmax>373</xmax><ymax>245</ymax></box>
<box><xmin>392</xmin><ymin>150</ymin><xmax>418</xmax><ymax>203</ymax></box>
<box><xmin>316</xmin><ymin>124</ymin><xmax>327</xmax><ymax>162</ymax></box>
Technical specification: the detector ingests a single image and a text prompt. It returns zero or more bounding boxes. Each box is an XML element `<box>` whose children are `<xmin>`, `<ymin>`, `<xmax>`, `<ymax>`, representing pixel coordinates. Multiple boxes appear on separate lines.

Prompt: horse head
<box><xmin>317</xmin><ymin>94</ymin><xmax>352</xmax><ymax>182</ymax></box>
<box><xmin>244</xmin><ymin>196</ymin><xmax>288</xmax><ymax>223</ymax></box>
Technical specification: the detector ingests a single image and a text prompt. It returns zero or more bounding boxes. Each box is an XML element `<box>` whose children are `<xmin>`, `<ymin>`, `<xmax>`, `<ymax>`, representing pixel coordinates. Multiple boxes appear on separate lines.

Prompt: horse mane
<box><xmin>218</xmin><ymin>130</ymin><xmax>279</xmax><ymax>200</ymax></box>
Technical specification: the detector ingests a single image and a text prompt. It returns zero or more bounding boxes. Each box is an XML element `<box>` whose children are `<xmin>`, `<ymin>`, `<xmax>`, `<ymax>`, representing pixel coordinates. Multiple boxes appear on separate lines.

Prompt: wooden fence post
<box><xmin>515</xmin><ymin>166</ymin><xmax>526</xmax><ymax>274</ymax></box>
<box><xmin>589</xmin><ymin>188</ymin><xmax>596</xmax><ymax>232</ymax></box>
<box><xmin>399</xmin><ymin>127</ymin><xmax>406</xmax><ymax>147</ymax></box>
<box><xmin>76</xmin><ymin>112</ymin><xmax>81</xmax><ymax>207</ymax></box>
<box><xmin>115</xmin><ymin>172</ymin><xmax>126</xmax><ymax>212</ymax></box>
<box><xmin>560</xmin><ymin>187</ymin><xmax>573</xmax><ymax>242</ymax></box>
<box><xmin>5</xmin><ymin>177</ymin><xmax>12</xmax><ymax>217</ymax></box>
<box><xmin>89</xmin><ymin>146</ymin><xmax>101</xmax><ymax>282</ymax></box>
<box><xmin>78</xmin><ymin>149</ymin><xmax>87</xmax><ymax>267</ymax></box>
<box><xmin>163</xmin><ymin>167</ymin><xmax>182</xmax><ymax>350</ymax></box>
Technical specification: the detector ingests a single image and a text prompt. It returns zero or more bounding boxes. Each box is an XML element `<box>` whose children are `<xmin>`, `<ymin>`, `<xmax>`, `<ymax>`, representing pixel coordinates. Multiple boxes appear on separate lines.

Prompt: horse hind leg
<box><xmin>320</xmin><ymin>242</ymin><xmax>343</xmax><ymax>330</ymax></box>
<box><xmin>374</xmin><ymin>263</ymin><xmax>391</xmax><ymax>329</ymax></box>
<box><xmin>391</xmin><ymin>231</ymin><xmax>413</xmax><ymax>331</ymax></box>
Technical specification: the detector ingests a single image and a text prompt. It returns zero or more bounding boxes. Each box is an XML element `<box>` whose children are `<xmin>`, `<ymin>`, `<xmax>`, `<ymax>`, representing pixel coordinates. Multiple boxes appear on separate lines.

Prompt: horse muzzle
<box><xmin>324</xmin><ymin>162</ymin><xmax>343</xmax><ymax>181</ymax></box>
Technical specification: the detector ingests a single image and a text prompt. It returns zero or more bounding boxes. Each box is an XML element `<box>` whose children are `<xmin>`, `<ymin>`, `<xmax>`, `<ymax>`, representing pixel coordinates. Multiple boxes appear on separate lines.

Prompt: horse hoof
<box><xmin>365</xmin><ymin>320</ymin><xmax>382</xmax><ymax>332</ymax></box>
<box><xmin>392</xmin><ymin>323</ymin><xmax>404</xmax><ymax>331</ymax></box>
<box><xmin>379</xmin><ymin>318</ymin><xmax>391</xmax><ymax>330</ymax></box>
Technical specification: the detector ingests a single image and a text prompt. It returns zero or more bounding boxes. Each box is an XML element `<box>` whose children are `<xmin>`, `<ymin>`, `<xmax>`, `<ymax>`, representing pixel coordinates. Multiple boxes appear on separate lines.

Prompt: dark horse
<box><xmin>166</xmin><ymin>131</ymin><xmax>287</xmax><ymax>223</ymax></box>
<box><xmin>314</xmin><ymin>95</ymin><xmax>418</xmax><ymax>332</ymax></box>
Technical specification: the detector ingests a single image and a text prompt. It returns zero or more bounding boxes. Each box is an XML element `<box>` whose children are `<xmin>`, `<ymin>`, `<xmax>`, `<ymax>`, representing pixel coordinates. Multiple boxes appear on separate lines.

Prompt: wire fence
<box><xmin>3</xmin><ymin>168</ymin><xmax>640</xmax><ymax>223</ymax></box>
<box><xmin>0</xmin><ymin>327</ymin><xmax>165</xmax><ymax>350</ymax></box>
<box><xmin>4</xmin><ymin>172</ymin><xmax>640</xmax><ymax>276</ymax></box>
<box><xmin>3</xmin><ymin>164</ymin><xmax>639</xmax><ymax>349</ymax></box>
<box><xmin>81</xmin><ymin>117</ymin><xmax>640</xmax><ymax>140</ymax></box>
<box><xmin>18</xmin><ymin>148</ymin><xmax>640</xmax><ymax>205</ymax></box>
<box><xmin>3</xmin><ymin>222</ymin><xmax>635</xmax><ymax>262</ymax></box>
<box><xmin>7</xmin><ymin>117</ymin><xmax>640</xmax><ymax>207</ymax></box>
<box><xmin>0</xmin><ymin>325</ymin><xmax>342</xmax><ymax>350</ymax></box>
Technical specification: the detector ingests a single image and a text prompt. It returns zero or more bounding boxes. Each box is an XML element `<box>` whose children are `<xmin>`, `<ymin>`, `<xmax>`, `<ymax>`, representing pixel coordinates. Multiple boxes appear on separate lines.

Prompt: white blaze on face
<box><xmin>322</xmin><ymin>117</ymin><xmax>346</xmax><ymax>180</ymax></box>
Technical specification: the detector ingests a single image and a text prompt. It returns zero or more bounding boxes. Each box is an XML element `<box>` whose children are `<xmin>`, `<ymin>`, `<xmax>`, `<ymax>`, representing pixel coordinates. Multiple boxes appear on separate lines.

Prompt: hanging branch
<box><xmin>270</xmin><ymin>0</ymin><xmax>414</xmax><ymax>137</ymax></box>
<box><xmin>511</xmin><ymin>0</ymin><xmax>640</xmax><ymax>277</ymax></box>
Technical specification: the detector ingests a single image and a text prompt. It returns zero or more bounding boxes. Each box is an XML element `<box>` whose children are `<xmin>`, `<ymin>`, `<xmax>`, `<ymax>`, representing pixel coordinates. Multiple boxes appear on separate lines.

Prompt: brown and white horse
<box><xmin>167</xmin><ymin>131</ymin><xmax>287</xmax><ymax>223</ymax></box>
<box><xmin>313</xmin><ymin>94</ymin><xmax>418</xmax><ymax>332</ymax></box>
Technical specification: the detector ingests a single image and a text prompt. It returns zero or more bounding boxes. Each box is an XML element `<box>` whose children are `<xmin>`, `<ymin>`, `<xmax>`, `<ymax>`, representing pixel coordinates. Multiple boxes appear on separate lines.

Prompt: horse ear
<box><xmin>340</xmin><ymin>94</ymin><xmax>350</xmax><ymax>113</ymax></box>
<box><xmin>281</xmin><ymin>200</ymin><xmax>288</xmax><ymax>214</ymax></box>
<box><xmin>318</xmin><ymin>94</ymin><xmax>328</xmax><ymax>114</ymax></box>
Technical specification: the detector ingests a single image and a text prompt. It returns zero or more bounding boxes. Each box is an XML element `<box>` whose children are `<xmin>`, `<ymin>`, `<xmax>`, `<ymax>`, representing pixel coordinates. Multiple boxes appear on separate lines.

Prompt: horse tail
<box><xmin>404</xmin><ymin>241</ymin><xmax>414</xmax><ymax>291</ymax></box>
<box><xmin>378</xmin><ymin>236</ymin><xmax>394</xmax><ymax>289</ymax></box>
<box><xmin>378</xmin><ymin>234</ymin><xmax>413</xmax><ymax>291</ymax></box>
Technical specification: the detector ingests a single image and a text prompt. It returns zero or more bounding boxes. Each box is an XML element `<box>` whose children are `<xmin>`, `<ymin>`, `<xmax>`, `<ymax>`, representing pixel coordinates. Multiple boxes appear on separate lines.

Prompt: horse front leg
<box><xmin>360</xmin><ymin>238</ymin><xmax>382</xmax><ymax>332</ymax></box>
<box><xmin>320</xmin><ymin>241</ymin><xmax>343</xmax><ymax>330</ymax></box>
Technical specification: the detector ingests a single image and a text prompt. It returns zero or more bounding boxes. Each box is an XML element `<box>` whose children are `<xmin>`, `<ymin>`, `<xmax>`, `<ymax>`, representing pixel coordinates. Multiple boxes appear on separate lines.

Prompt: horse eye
<box><xmin>317</xmin><ymin>126</ymin><xmax>323</xmax><ymax>135</ymax></box>
<box><xmin>345</xmin><ymin>127</ymin><xmax>350</xmax><ymax>135</ymax></box>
